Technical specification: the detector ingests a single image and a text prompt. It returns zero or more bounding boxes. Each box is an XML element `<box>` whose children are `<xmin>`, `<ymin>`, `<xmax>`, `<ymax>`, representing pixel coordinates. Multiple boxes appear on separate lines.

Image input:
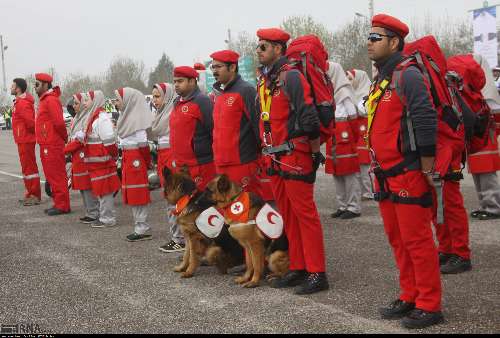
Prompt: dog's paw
<box><xmin>174</xmin><ymin>265</ymin><xmax>187</xmax><ymax>273</ymax></box>
<box><xmin>243</xmin><ymin>280</ymin><xmax>260</xmax><ymax>288</ymax></box>
<box><xmin>181</xmin><ymin>272</ymin><xmax>194</xmax><ymax>279</ymax></box>
<box><xmin>235</xmin><ymin>276</ymin><xmax>250</xmax><ymax>285</ymax></box>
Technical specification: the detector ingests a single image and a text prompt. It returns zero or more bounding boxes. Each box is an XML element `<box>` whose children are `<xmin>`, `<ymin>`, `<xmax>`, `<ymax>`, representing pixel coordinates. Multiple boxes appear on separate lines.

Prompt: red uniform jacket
<box><xmin>170</xmin><ymin>88</ymin><xmax>214</xmax><ymax>167</ymax></box>
<box><xmin>12</xmin><ymin>93</ymin><xmax>36</xmax><ymax>144</ymax></box>
<box><xmin>36</xmin><ymin>87</ymin><xmax>68</xmax><ymax>146</ymax></box>
<box><xmin>213</xmin><ymin>75</ymin><xmax>260</xmax><ymax>167</ymax></box>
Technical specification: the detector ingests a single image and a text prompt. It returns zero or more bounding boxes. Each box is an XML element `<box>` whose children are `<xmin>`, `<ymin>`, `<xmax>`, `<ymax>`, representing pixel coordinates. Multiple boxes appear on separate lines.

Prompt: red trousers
<box><xmin>157</xmin><ymin>148</ymin><xmax>174</xmax><ymax>187</ymax></box>
<box><xmin>17</xmin><ymin>142</ymin><xmax>41</xmax><ymax>199</ymax></box>
<box><xmin>216</xmin><ymin>161</ymin><xmax>263</xmax><ymax>198</ymax></box>
<box><xmin>40</xmin><ymin>144</ymin><xmax>70</xmax><ymax>211</ymax></box>
<box><xmin>434</xmin><ymin>181</ymin><xmax>471</xmax><ymax>260</ymax></box>
<box><xmin>270</xmin><ymin>150</ymin><xmax>326</xmax><ymax>273</ymax></box>
<box><xmin>378</xmin><ymin>171</ymin><xmax>442</xmax><ymax>312</ymax></box>
<box><xmin>174</xmin><ymin>162</ymin><xmax>216</xmax><ymax>191</ymax></box>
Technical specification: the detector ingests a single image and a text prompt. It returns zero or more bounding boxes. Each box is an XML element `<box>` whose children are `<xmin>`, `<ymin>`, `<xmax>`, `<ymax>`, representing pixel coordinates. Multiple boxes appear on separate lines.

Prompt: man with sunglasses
<box><xmin>34</xmin><ymin>73</ymin><xmax>71</xmax><ymax>216</ymax></box>
<box><xmin>255</xmin><ymin>28</ymin><xmax>329</xmax><ymax>295</ymax></box>
<box><xmin>366</xmin><ymin>15</ymin><xmax>443</xmax><ymax>329</ymax></box>
<box><xmin>210</xmin><ymin>50</ymin><xmax>263</xmax><ymax>197</ymax></box>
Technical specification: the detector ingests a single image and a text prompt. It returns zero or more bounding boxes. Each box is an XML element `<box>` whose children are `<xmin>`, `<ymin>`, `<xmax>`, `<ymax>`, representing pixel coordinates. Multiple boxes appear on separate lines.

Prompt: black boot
<box><xmin>440</xmin><ymin>255</ymin><xmax>472</xmax><ymax>274</ymax></box>
<box><xmin>270</xmin><ymin>270</ymin><xmax>307</xmax><ymax>289</ymax></box>
<box><xmin>438</xmin><ymin>253</ymin><xmax>453</xmax><ymax>266</ymax></box>
<box><xmin>294</xmin><ymin>273</ymin><xmax>329</xmax><ymax>295</ymax></box>
<box><xmin>402</xmin><ymin>309</ymin><xmax>444</xmax><ymax>329</ymax></box>
<box><xmin>379</xmin><ymin>299</ymin><xmax>416</xmax><ymax>320</ymax></box>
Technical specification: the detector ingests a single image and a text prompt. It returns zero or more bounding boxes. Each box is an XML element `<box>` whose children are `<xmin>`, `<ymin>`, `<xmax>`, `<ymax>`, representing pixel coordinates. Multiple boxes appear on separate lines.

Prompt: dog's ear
<box><xmin>217</xmin><ymin>174</ymin><xmax>232</xmax><ymax>194</ymax></box>
<box><xmin>163</xmin><ymin>167</ymin><xmax>172</xmax><ymax>183</ymax></box>
<box><xmin>180</xmin><ymin>165</ymin><xmax>190</xmax><ymax>176</ymax></box>
<box><xmin>180</xmin><ymin>177</ymin><xmax>197</xmax><ymax>195</ymax></box>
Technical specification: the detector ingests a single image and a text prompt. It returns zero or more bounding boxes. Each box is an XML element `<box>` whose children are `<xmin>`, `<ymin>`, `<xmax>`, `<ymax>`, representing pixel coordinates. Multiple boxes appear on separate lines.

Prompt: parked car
<box><xmin>0</xmin><ymin>115</ymin><xmax>6</xmax><ymax>130</ymax></box>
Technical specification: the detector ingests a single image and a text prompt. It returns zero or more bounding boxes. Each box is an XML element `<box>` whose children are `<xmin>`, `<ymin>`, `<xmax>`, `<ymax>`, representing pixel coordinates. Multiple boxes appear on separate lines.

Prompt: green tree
<box><xmin>147</xmin><ymin>53</ymin><xmax>175</xmax><ymax>89</ymax></box>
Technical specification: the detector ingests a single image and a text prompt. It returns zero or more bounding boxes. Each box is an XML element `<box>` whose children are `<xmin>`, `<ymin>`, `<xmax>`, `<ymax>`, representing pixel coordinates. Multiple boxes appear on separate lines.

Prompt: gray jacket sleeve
<box><xmin>401</xmin><ymin>66</ymin><xmax>438</xmax><ymax>157</ymax></box>
<box><xmin>284</xmin><ymin>70</ymin><xmax>321</xmax><ymax>140</ymax></box>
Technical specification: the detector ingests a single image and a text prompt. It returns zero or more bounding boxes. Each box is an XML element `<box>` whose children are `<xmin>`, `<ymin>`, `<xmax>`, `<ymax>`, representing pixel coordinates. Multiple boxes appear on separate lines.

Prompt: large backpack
<box><xmin>285</xmin><ymin>35</ymin><xmax>335</xmax><ymax>142</ymax></box>
<box><xmin>396</xmin><ymin>35</ymin><xmax>465</xmax><ymax>177</ymax></box>
<box><xmin>446</xmin><ymin>54</ymin><xmax>493</xmax><ymax>154</ymax></box>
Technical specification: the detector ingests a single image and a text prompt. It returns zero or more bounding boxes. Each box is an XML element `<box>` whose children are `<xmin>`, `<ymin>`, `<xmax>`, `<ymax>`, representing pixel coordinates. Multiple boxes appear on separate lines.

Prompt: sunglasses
<box><xmin>367</xmin><ymin>33</ymin><xmax>395</xmax><ymax>42</ymax></box>
<box><xmin>256</xmin><ymin>43</ymin><xmax>269</xmax><ymax>52</ymax></box>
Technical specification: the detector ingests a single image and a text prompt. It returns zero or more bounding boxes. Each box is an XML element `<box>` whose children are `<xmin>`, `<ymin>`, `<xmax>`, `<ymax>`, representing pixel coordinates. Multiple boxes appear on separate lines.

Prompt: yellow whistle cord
<box><xmin>365</xmin><ymin>79</ymin><xmax>390</xmax><ymax>147</ymax></box>
<box><xmin>259</xmin><ymin>80</ymin><xmax>272</xmax><ymax>120</ymax></box>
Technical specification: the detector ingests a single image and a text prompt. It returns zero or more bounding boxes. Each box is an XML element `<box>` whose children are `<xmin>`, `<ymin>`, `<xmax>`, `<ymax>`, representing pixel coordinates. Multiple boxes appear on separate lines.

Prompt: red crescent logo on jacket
<box><xmin>267</xmin><ymin>212</ymin><xmax>279</xmax><ymax>224</ymax></box>
<box><xmin>273</xmin><ymin>90</ymin><xmax>281</xmax><ymax>97</ymax></box>
<box><xmin>226</xmin><ymin>97</ymin><xmax>235</xmax><ymax>106</ymax></box>
<box><xmin>181</xmin><ymin>105</ymin><xmax>189</xmax><ymax>113</ymax></box>
<box><xmin>382</xmin><ymin>90</ymin><xmax>392</xmax><ymax>102</ymax></box>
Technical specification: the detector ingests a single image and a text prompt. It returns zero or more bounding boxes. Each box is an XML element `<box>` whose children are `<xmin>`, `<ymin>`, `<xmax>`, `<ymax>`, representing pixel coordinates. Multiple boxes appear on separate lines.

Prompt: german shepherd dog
<box><xmin>162</xmin><ymin>168</ymin><xmax>244</xmax><ymax>278</ymax></box>
<box><xmin>206</xmin><ymin>175</ymin><xmax>289</xmax><ymax>288</ymax></box>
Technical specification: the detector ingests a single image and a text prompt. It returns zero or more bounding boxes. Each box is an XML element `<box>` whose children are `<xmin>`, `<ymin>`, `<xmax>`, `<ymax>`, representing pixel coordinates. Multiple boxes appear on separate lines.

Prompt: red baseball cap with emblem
<box><xmin>371</xmin><ymin>14</ymin><xmax>409</xmax><ymax>39</ymax></box>
<box><xmin>210</xmin><ymin>50</ymin><xmax>240</xmax><ymax>64</ymax></box>
<box><xmin>257</xmin><ymin>28</ymin><xmax>291</xmax><ymax>44</ymax></box>
<box><xmin>35</xmin><ymin>73</ymin><xmax>53</xmax><ymax>83</ymax></box>
<box><xmin>174</xmin><ymin>66</ymin><xmax>199</xmax><ymax>79</ymax></box>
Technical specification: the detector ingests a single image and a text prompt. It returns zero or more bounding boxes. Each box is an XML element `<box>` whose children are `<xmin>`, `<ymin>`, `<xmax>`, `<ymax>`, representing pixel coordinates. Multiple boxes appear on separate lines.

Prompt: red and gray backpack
<box><xmin>285</xmin><ymin>34</ymin><xmax>336</xmax><ymax>143</ymax></box>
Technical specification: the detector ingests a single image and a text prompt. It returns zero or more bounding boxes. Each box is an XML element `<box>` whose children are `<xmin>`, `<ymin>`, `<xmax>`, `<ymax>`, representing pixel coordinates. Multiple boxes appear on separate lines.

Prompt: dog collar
<box><xmin>173</xmin><ymin>194</ymin><xmax>193</xmax><ymax>216</ymax></box>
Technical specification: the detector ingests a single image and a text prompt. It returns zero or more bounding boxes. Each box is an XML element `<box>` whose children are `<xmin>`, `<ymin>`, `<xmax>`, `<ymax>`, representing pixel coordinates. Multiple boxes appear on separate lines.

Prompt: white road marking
<box><xmin>0</xmin><ymin>170</ymin><xmax>46</xmax><ymax>183</ymax></box>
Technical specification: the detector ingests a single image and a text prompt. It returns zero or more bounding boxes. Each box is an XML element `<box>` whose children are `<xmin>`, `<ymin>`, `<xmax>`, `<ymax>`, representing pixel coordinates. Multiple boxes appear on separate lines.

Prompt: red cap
<box><xmin>117</xmin><ymin>88</ymin><xmax>124</xmax><ymax>99</ymax></box>
<box><xmin>174</xmin><ymin>66</ymin><xmax>199</xmax><ymax>79</ymax></box>
<box><xmin>372</xmin><ymin>14</ymin><xmax>409</xmax><ymax>39</ymax></box>
<box><xmin>257</xmin><ymin>28</ymin><xmax>291</xmax><ymax>43</ymax></box>
<box><xmin>193</xmin><ymin>63</ymin><xmax>206</xmax><ymax>71</ymax></box>
<box><xmin>35</xmin><ymin>73</ymin><xmax>53</xmax><ymax>83</ymax></box>
<box><xmin>210</xmin><ymin>50</ymin><xmax>240</xmax><ymax>64</ymax></box>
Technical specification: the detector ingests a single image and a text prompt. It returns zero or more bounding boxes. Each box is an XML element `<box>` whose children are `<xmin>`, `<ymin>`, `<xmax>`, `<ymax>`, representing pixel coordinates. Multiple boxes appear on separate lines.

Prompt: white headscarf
<box><xmin>115</xmin><ymin>87</ymin><xmax>153</xmax><ymax>139</ymax></box>
<box><xmin>87</xmin><ymin>90</ymin><xmax>106</xmax><ymax>116</ymax></box>
<box><xmin>328</xmin><ymin>62</ymin><xmax>355</xmax><ymax>105</ymax></box>
<box><xmin>69</xmin><ymin>92</ymin><xmax>92</xmax><ymax>138</ymax></box>
<box><xmin>473</xmin><ymin>54</ymin><xmax>500</xmax><ymax>109</ymax></box>
<box><xmin>348</xmin><ymin>69</ymin><xmax>372</xmax><ymax>104</ymax></box>
<box><xmin>151</xmin><ymin>83</ymin><xmax>176</xmax><ymax>139</ymax></box>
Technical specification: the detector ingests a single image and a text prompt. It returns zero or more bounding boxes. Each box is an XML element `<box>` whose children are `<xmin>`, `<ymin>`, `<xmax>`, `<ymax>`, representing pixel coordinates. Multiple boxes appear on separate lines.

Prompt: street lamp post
<box><xmin>0</xmin><ymin>35</ymin><xmax>7</xmax><ymax>94</ymax></box>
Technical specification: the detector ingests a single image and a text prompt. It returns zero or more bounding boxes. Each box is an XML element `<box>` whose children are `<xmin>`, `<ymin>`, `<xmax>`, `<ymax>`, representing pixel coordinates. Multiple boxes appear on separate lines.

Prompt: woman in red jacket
<box><xmin>64</xmin><ymin>93</ymin><xmax>99</xmax><ymax>224</ymax></box>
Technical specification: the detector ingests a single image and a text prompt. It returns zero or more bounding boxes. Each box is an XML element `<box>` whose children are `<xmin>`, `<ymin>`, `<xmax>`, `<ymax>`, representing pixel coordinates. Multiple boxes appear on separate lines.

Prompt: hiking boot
<box><xmin>80</xmin><ymin>217</ymin><xmax>98</xmax><ymax>224</ymax></box>
<box><xmin>478</xmin><ymin>212</ymin><xmax>500</xmax><ymax>221</ymax></box>
<box><xmin>439</xmin><ymin>252</ymin><xmax>453</xmax><ymax>266</ymax></box>
<box><xmin>159</xmin><ymin>241</ymin><xmax>185</xmax><ymax>253</ymax></box>
<box><xmin>330</xmin><ymin>210</ymin><xmax>346</xmax><ymax>219</ymax></box>
<box><xmin>47</xmin><ymin>208</ymin><xmax>71</xmax><ymax>216</ymax></box>
<box><xmin>270</xmin><ymin>270</ymin><xmax>307</xmax><ymax>289</ymax></box>
<box><xmin>294</xmin><ymin>273</ymin><xmax>330</xmax><ymax>295</ymax></box>
<box><xmin>441</xmin><ymin>255</ymin><xmax>472</xmax><ymax>275</ymax></box>
<box><xmin>340</xmin><ymin>211</ymin><xmax>361</xmax><ymax>220</ymax></box>
<box><xmin>470</xmin><ymin>210</ymin><xmax>483</xmax><ymax>219</ymax></box>
<box><xmin>401</xmin><ymin>309</ymin><xmax>444</xmax><ymax>329</ymax></box>
<box><xmin>127</xmin><ymin>233</ymin><xmax>153</xmax><ymax>242</ymax></box>
<box><xmin>379</xmin><ymin>299</ymin><xmax>416</xmax><ymax>320</ymax></box>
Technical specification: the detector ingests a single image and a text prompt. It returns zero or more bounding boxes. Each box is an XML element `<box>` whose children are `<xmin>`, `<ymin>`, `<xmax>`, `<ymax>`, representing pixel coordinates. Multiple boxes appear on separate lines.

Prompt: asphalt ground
<box><xmin>0</xmin><ymin>131</ymin><xmax>499</xmax><ymax>334</ymax></box>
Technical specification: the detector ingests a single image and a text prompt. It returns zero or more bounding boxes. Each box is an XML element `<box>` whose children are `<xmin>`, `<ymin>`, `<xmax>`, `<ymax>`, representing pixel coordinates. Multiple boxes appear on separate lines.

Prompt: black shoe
<box><xmin>294</xmin><ymin>272</ymin><xmax>330</xmax><ymax>295</ymax></box>
<box><xmin>478</xmin><ymin>212</ymin><xmax>500</xmax><ymax>221</ymax></box>
<box><xmin>270</xmin><ymin>270</ymin><xmax>307</xmax><ymax>289</ymax></box>
<box><xmin>80</xmin><ymin>217</ymin><xmax>97</xmax><ymax>224</ymax></box>
<box><xmin>340</xmin><ymin>211</ymin><xmax>361</xmax><ymax>220</ymax></box>
<box><xmin>330</xmin><ymin>210</ymin><xmax>346</xmax><ymax>219</ymax></box>
<box><xmin>44</xmin><ymin>208</ymin><xmax>51</xmax><ymax>214</ymax></box>
<box><xmin>439</xmin><ymin>252</ymin><xmax>453</xmax><ymax>266</ymax></box>
<box><xmin>127</xmin><ymin>233</ymin><xmax>153</xmax><ymax>242</ymax></box>
<box><xmin>47</xmin><ymin>208</ymin><xmax>71</xmax><ymax>216</ymax></box>
<box><xmin>440</xmin><ymin>255</ymin><xmax>472</xmax><ymax>275</ymax></box>
<box><xmin>379</xmin><ymin>299</ymin><xmax>416</xmax><ymax>320</ymax></box>
<box><xmin>401</xmin><ymin>309</ymin><xmax>444</xmax><ymax>329</ymax></box>
<box><xmin>159</xmin><ymin>241</ymin><xmax>185</xmax><ymax>253</ymax></box>
<box><xmin>470</xmin><ymin>210</ymin><xmax>483</xmax><ymax>219</ymax></box>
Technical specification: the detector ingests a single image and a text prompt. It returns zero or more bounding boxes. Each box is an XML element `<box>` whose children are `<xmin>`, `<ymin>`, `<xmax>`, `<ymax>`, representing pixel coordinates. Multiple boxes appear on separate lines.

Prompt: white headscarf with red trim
<box><xmin>115</xmin><ymin>87</ymin><xmax>153</xmax><ymax>139</ymax></box>
<box><xmin>151</xmin><ymin>83</ymin><xmax>176</xmax><ymax>139</ymax></box>
<box><xmin>69</xmin><ymin>92</ymin><xmax>91</xmax><ymax>138</ymax></box>
<box><xmin>348</xmin><ymin>69</ymin><xmax>372</xmax><ymax>104</ymax></box>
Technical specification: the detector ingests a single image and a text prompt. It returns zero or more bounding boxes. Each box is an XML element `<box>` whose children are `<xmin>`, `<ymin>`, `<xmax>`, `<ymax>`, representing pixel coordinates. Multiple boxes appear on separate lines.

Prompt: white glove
<box><xmin>75</xmin><ymin>130</ymin><xmax>85</xmax><ymax>142</ymax></box>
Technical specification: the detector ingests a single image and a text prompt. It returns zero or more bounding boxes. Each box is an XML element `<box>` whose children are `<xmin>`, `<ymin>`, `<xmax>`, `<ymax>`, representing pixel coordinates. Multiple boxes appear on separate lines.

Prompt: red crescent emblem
<box><xmin>208</xmin><ymin>215</ymin><xmax>218</xmax><ymax>227</ymax></box>
<box><xmin>267</xmin><ymin>212</ymin><xmax>278</xmax><ymax>224</ymax></box>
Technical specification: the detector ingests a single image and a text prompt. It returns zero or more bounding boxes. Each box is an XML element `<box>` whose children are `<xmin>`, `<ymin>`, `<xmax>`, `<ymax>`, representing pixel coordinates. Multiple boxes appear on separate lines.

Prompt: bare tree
<box><xmin>281</xmin><ymin>15</ymin><xmax>335</xmax><ymax>54</ymax></box>
<box><xmin>147</xmin><ymin>53</ymin><xmax>175</xmax><ymax>89</ymax></box>
<box><xmin>60</xmin><ymin>73</ymin><xmax>105</xmax><ymax>104</ymax></box>
<box><xmin>332</xmin><ymin>17</ymin><xmax>372</xmax><ymax>74</ymax></box>
<box><xmin>103</xmin><ymin>56</ymin><xmax>148</xmax><ymax>97</ymax></box>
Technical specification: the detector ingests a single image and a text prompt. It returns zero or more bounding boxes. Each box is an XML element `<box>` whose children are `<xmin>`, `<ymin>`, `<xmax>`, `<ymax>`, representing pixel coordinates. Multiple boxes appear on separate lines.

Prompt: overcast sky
<box><xmin>0</xmin><ymin>0</ymin><xmax>487</xmax><ymax>83</ymax></box>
